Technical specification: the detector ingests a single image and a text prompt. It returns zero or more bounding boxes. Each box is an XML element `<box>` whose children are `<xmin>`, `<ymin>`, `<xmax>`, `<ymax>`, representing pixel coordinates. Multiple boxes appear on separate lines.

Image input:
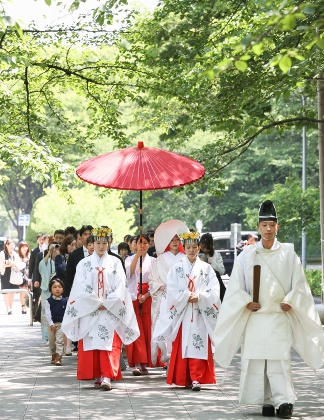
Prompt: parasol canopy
<box><xmin>76</xmin><ymin>141</ymin><xmax>205</xmax><ymax>190</ymax></box>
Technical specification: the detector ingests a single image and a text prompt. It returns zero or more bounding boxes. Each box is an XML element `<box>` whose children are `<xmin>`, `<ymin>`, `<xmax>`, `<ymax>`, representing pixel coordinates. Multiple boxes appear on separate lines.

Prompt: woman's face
<box><xmin>130</xmin><ymin>239</ymin><xmax>137</xmax><ymax>253</ymax></box>
<box><xmin>94</xmin><ymin>239</ymin><xmax>109</xmax><ymax>257</ymax></box>
<box><xmin>21</xmin><ymin>244</ymin><xmax>29</xmax><ymax>256</ymax></box>
<box><xmin>6</xmin><ymin>241</ymin><xmax>15</xmax><ymax>254</ymax></box>
<box><xmin>136</xmin><ymin>237</ymin><xmax>149</xmax><ymax>254</ymax></box>
<box><xmin>169</xmin><ymin>235</ymin><xmax>180</xmax><ymax>254</ymax></box>
<box><xmin>67</xmin><ymin>240</ymin><xmax>77</xmax><ymax>254</ymax></box>
<box><xmin>199</xmin><ymin>242</ymin><xmax>210</xmax><ymax>256</ymax></box>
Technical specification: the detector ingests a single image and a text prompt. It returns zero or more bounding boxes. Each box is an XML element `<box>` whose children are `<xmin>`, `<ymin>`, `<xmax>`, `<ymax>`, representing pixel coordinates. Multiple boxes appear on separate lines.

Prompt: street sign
<box><xmin>18</xmin><ymin>214</ymin><xmax>30</xmax><ymax>227</ymax></box>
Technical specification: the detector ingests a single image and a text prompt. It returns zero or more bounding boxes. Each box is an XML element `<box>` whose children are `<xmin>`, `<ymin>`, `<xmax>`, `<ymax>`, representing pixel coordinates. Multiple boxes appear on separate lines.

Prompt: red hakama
<box><xmin>125</xmin><ymin>283</ymin><xmax>165</xmax><ymax>367</ymax></box>
<box><xmin>77</xmin><ymin>332</ymin><xmax>122</xmax><ymax>380</ymax></box>
<box><xmin>167</xmin><ymin>325</ymin><xmax>216</xmax><ymax>387</ymax></box>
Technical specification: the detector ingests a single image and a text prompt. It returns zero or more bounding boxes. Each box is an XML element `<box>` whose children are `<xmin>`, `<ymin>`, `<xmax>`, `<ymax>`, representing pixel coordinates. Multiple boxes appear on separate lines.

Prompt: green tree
<box><xmin>26</xmin><ymin>184</ymin><xmax>136</xmax><ymax>246</ymax></box>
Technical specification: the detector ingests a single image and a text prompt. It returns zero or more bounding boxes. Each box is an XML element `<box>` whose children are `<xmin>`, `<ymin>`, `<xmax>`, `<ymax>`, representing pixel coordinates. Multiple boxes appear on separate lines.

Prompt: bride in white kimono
<box><xmin>62</xmin><ymin>227</ymin><xmax>139</xmax><ymax>391</ymax></box>
<box><xmin>149</xmin><ymin>219</ymin><xmax>188</xmax><ymax>364</ymax></box>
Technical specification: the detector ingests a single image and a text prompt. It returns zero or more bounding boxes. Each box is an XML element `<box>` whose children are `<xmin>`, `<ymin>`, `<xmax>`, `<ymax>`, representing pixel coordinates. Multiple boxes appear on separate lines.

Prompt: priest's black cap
<box><xmin>258</xmin><ymin>200</ymin><xmax>277</xmax><ymax>222</ymax></box>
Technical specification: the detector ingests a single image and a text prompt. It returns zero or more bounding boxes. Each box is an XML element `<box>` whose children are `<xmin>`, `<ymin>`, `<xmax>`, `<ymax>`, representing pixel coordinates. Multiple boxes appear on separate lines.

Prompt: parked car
<box><xmin>203</xmin><ymin>231</ymin><xmax>259</xmax><ymax>276</ymax></box>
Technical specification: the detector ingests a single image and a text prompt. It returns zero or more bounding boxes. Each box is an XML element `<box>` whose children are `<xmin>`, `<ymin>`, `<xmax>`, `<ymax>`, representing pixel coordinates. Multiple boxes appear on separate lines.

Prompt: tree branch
<box><xmin>210</xmin><ymin>116</ymin><xmax>324</xmax><ymax>174</ymax></box>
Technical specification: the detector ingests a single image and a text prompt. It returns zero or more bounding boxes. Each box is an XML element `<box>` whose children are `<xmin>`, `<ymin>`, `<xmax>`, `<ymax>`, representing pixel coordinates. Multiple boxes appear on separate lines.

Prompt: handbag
<box><xmin>9</xmin><ymin>268</ymin><xmax>23</xmax><ymax>285</ymax></box>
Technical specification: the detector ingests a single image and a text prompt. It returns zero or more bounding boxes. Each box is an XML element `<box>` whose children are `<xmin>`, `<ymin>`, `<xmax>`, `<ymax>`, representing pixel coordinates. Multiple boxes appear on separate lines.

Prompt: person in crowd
<box><xmin>55</xmin><ymin>235</ymin><xmax>77</xmax><ymax>355</ymax></box>
<box><xmin>17</xmin><ymin>241</ymin><xmax>31</xmax><ymax>314</ymax></box>
<box><xmin>125</xmin><ymin>234</ymin><xmax>165</xmax><ymax>375</ymax></box>
<box><xmin>45</xmin><ymin>278</ymin><xmax>67</xmax><ymax>366</ymax></box>
<box><xmin>64</xmin><ymin>226</ymin><xmax>76</xmax><ymax>238</ymax></box>
<box><xmin>86</xmin><ymin>235</ymin><xmax>94</xmax><ymax>255</ymax></box>
<box><xmin>29</xmin><ymin>233</ymin><xmax>44</xmax><ymax>316</ymax></box>
<box><xmin>124</xmin><ymin>234</ymin><xmax>132</xmax><ymax>243</ymax></box>
<box><xmin>149</xmin><ymin>220</ymin><xmax>187</xmax><ymax>365</ymax></box>
<box><xmin>153</xmin><ymin>231</ymin><xmax>221</xmax><ymax>391</ymax></box>
<box><xmin>146</xmin><ymin>230</ymin><xmax>157</xmax><ymax>258</ymax></box>
<box><xmin>55</xmin><ymin>236</ymin><xmax>77</xmax><ymax>285</ymax></box>
<box><xmin>200</xmin><ymin>232</ymin><xmax>226</xmax><ymax>302</ymax></box>
<box><xmin>61</xmin><ymin>227</ymin><xmax>139</xmax><ymax>391</ymax></box>
<box><xmin>0</xmin><ymin>239</ymin><xmax>26</xmax><ymax>314</ymax></box>
<box><xmin>236</xmin><ymin>233</ymin><xmax>258</xmax><ymax>255</ymax></box>
<box><xmin>74</xmin><ymin>230</ymin><xmax>83</xmax><ymax>248</ymax></box>
<box><xmin>42</xmin><ymin>234</ymin><xmax>50</xmax><ymax>254</ymax></box>
<box><xmin>118</xmin><ymin>242</ymin><xmax>131</xmax><ymax>262</ymax></box>
<box><xmin>53</xmin><ymin>229</ymin><xmax>65</xmax><ymax>244</ymax></box>
<box><xmin>214</xmin><ymin>200</ymin><xmax>324</xmax><ymax>419</ymax></box>
<box><xmin>106</xmin><ymin>228</ymin><xmax>125</xmax><ymax>271</ymax></box>
<box><xmin>38</xmin><ymin>242</ymin><xmax>61</xmax><ymax>340</ymax></box>
<box><xmin>65</xmin><ymin>225</ymin><xmax>93</xmax><ymax>299</ymax></box>
<box><xmin>129</xmin><ymin>236</ymin><xmax>137</xmax><ymax>256</ymax></box>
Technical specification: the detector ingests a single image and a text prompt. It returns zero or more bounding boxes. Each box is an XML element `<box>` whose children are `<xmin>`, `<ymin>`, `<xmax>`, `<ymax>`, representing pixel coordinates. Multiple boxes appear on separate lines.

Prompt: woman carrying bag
<box><xmin>0</xmin><ymin>238</ymin><xmax>26</xmax><ymax>315</ymax></box>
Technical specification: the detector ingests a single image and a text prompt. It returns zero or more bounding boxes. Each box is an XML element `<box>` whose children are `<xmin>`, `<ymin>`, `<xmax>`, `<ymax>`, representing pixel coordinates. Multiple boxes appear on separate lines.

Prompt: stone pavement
<box><xmin>0</xmin><ymin>296</ymin><xmax>324</xmax><ymax>420</ymax></box>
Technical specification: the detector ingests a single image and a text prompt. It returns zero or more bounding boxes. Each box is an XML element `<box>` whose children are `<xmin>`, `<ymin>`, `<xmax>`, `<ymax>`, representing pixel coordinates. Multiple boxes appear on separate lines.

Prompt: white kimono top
<box><xmin>214</xmin><ymin>240</ymin><xmax>324</xmax><ymax>370</ymax></box>
<box><xmin>153</xmin><ymin>256</ymin><xmax>221</xmax><ymax>360</ymax></box>
<box><xmin>125</xmin><ymin>254</ymin><xmax>155</xmax><ymax>300</ymax></box>
<box><xmin>61</xmin><ymin>252</ymin><xmax>139</xmax><ymax>351</ymax></box>
<box><xmin>149</xmin><ymin>251</ymin><xmax>185</xmax><ymax>363</ymax></box>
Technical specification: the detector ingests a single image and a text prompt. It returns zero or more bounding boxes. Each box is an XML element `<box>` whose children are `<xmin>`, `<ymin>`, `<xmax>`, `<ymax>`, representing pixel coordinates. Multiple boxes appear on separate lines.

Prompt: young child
<box><xmin>45</xmin><ymin>278</ymin><xmax>67</xmax><ymax>366</ymax></box>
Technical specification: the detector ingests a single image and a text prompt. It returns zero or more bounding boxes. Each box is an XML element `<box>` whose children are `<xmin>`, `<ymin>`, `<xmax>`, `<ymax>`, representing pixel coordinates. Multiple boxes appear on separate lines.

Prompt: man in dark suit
<box><xmin>65</xmin><ymin>225</ymin><xmax>93</xmax><ymax>298</ymax></box>
<box><xmin>29</xmin><ymin>233</ymin><xmax>44</xmax><ymax>317</ymax></box>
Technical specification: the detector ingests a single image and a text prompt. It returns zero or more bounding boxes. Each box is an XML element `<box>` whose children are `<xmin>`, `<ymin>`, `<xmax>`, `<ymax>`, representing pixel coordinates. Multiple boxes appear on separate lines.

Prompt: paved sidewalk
<box><xmin>0</xmin><ymin>297</ymin><xmax>323</xmax><ymax>420</ymax></box>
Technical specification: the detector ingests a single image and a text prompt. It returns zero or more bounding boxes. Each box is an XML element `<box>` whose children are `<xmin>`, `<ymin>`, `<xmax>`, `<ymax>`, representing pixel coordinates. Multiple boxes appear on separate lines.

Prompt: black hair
<box><xmin>64</xmin><ymin>226</ymin><xmax>76</xmax><ymax>236</ymax></box>
<box><xmin>86</xmin><ymin>236</ymin><xmax>95</xmax><ymax>244</ymax></box>
<box><xmin>49</xmin><ymin>278</ymin><xmax>64</xmax><ymax>293</ymax></box>
<box><xmin>54</xmin><ymin>229</ymin><xmax>65</xmax><ymax>236</ymax></box>
<box><xmin>135</xmin><ymin>234</ymin><xmax>150</xmax><ymax>244</ymax></box>
<box><xmin>80</xmin><ymin>225</ymin><xmax>94</xmax><ymax>236</ymax></box>
<box><xmin>118</xmin><ymin>242</ymin><xmax>131</xmax><ymax>253</ymax></box>
<box><xmin>199</xmin><ymin>233</ymin><xmax>214</xmax><ymax>257</ymax></box>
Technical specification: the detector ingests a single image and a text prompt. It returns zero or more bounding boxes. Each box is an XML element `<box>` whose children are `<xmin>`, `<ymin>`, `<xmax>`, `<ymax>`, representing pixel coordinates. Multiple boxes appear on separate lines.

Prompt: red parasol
<box><xmin>76</xmin><ymin>141</ymin><xmax>205</xmax><ymax>309</ymax></box>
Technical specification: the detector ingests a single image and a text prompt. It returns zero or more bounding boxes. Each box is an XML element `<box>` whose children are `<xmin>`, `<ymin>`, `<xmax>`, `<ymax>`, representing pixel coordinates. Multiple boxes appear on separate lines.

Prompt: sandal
<box><xmin>22</xmin><ymin>305</ymin><xmax>27</xmax><ymax>314</ymax></box>
<box><xmin>132</xmin><ymin>368</ymin><xmax>142</xmax><ymax>376</ymax></box>
<box><xmin>141</xmin><ymin>366</ymin><xmax>149</xmax><ymax>375</ymax></box>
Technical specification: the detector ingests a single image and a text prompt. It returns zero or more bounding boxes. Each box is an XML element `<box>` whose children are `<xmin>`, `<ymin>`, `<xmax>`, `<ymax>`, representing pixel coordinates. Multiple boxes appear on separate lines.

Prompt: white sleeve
<box><xmin>45</xmin><ymin>300</ymin><xmax>54</xmax><ymax>326</ymax></box>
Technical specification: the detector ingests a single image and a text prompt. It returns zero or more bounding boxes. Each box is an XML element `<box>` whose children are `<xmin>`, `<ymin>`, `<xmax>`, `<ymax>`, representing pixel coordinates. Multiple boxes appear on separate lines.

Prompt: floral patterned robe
<box><xmin>61</xmin><ymin>252</ymin><xmax>139</xmax><ymax>351</ymax></box>
<box><xmin>153</xmin><ymin>256</ymin><xmax>221</xmax><ymax>360</ymax></box>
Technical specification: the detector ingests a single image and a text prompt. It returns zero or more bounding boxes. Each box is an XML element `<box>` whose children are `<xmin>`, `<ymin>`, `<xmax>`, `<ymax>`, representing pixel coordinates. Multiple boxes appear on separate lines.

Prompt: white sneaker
<box><xmin>191</xmin><ymin>381</ymin><xmax>201</xmax><ymax>391</ymax></box>
<box><xmin>101</xmin><ymin>378</ymin><xmax>112</xmax><ymax>391</ymax></box>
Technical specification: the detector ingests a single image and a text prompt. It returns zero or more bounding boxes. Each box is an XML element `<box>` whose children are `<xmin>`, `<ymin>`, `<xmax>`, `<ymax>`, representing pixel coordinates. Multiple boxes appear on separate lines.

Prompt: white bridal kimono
<box><xmin>62</xmin><ymin>252</ymin><xmax>139</xmax><ymax>351</ymax></box>
<box><xmin>214</xmin><ymin>240</ymin><xmax>324</xmax><ymax>405</ymax></box>
<box><xmin>149</xmin><ymin>251</ymin><xmax>184</xmax><ymax>363</ymax></box>
<box><xmin>153</xmin><ymin>256</ymin><xmax>221</xmax><ymax>360</ymax></box>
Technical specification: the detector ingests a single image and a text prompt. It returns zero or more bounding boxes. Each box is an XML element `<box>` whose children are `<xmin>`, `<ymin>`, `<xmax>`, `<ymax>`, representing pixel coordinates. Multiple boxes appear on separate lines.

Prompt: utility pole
<box><xmin>301</xmin><ymin>95</ymin><xmax>307</xmax><ymax>269</ymax></box>
<box><xmin>318</xmin><ymin>73</ymin><xmax>324</xmax><ymax>304</ymax></box>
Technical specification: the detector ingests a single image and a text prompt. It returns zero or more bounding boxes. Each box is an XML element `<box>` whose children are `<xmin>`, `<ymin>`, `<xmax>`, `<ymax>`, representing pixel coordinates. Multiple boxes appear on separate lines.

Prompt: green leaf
<box><xmin>252</xmin><ymin>43</ymin><xmax>263</xmax><ymax>55</ymax></box>
<box><xmin>240</xmin><ymin>54</ymin><xmax>251</xmax><ymax>61</ymax></box>
<box><xmin>278</xmin><ymin>55</ymin><xmax>292</xmax><ymax>73</ymax></box>
<box><xmin>44</xmin><ymin>0</ymin><xmax>52</xmax><ymax>5</ymax></box>
<box><xmin>318</xmin><ymin>38</ymin><xmax>324</xmax><ymax>50</ymax></box>
<box><xmin>235</xmin><ymin>60</ymin><xmax>248</xmax><ymax>72</ymax></box>
<box><xmin>281</xmin><ymin>15</ymin><xmax>296</xmax><ymax>30</ymax></box>
<box><xmin>200</xmin><ymin>69</ymin><xmax>215</xmax><ymax>80</ymax></box>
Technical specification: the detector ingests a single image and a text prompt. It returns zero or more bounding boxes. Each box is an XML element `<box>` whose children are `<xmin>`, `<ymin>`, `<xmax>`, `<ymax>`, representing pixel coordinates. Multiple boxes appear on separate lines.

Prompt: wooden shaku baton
<box><xmin>253</xmin><ymin>264</ymin><xmax>261</xmax><ymax>303</ymax></box>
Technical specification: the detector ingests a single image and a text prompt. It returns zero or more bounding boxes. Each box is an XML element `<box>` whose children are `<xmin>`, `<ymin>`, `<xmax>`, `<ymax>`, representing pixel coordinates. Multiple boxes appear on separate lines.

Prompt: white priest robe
<box><xmin>149</xmin><ymin>251</ymin><xmax>184</xmax><ymax>363</ymax></box>
<box><xmin>153</xmin><ymin>256</ymin><xmax>221</xmax><ymax>360</ymax></box>
<box><xmin>214</xmin><ymin>240</ymin><xmax>324</xmax><ymax>405</ymax></box>
<box><xmin>61</xmin><ymin>252</ymin><xmax>139</xmax><ymax>351</ymax></box>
